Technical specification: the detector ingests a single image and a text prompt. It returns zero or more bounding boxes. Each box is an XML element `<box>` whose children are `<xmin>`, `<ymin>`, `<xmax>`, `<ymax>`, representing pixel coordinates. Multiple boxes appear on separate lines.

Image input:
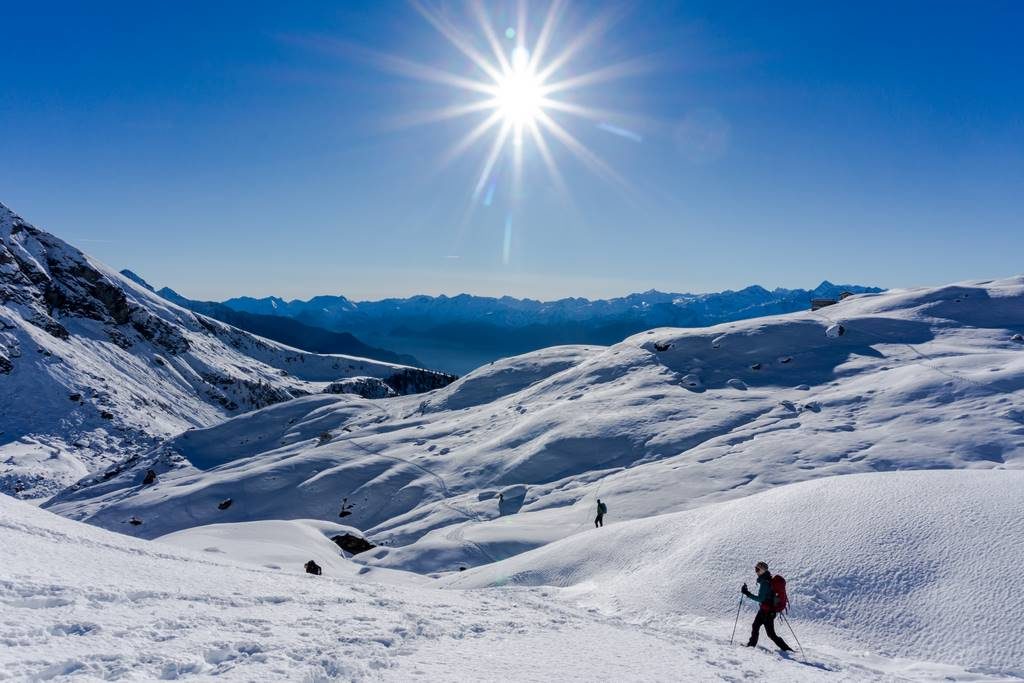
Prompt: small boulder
<box><xmin>304</xmin><ymin>560</ymin><xmax>322</xmax><ymax>575</ymax></box>
<box><xmin>653</xmin><ymin>341</ymin><xmax>673</xmax><ymax>352</ymax></box>
<box><xmin>142</xmin><ymin>469</ymin><xmax>157</xmax><ymax>486</ymax></box>
<box><xmin>826</xmin><ymin>323</ymin><xmax>846</xmax><ymax>338</ymax></box>
<box><xmin>217</xmin><ymin>498</ymin><xmax>233</xmax><ymax>511</ymax></box>
<box><xmin>100</xmin><ymin>410</ymin><xmax>114</xmax><ymax>420</ymax></box>
<box><xmin>68</xmin><ymin>393</ymin><xmax>82</xmax><ymax>402</ymax></box>
<box><xmin>749</xmin><ymin>363</ymin><xmax>762</xmax><ymax>371</ymax></box>
<box><xmin>1012</xmin><ymin>334</ymin><xmax>1023</xmax><ymax>343</ymax></box>
<box><xmin>128</xmin><ymin>516</ymin><xmax>143</xmax><ymax>526</ymax></box>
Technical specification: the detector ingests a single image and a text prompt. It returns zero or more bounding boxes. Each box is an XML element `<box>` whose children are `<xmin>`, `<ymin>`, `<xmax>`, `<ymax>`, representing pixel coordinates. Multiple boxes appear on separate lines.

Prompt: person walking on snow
<box><xmin>594</xmin><ymin>498</ymin><xmax>607</xmax><ymax>527</ymax></box>
<box><xmin>742</xmin><ymin>561</ymin><xmax>793</xmax><ymax>652</ymax></box>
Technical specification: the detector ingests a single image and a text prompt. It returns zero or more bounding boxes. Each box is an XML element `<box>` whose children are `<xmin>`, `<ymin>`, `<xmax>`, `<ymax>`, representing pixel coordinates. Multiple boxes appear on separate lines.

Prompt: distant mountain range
<box><xmin>213</xmin><ymin>283</ymin><xmax>884</xmax><ymax>374</ymax></box>
<box><xmin>120</xmin><ymin>271</ymin><xmax>421</xmax><ymax>368</ymax></box>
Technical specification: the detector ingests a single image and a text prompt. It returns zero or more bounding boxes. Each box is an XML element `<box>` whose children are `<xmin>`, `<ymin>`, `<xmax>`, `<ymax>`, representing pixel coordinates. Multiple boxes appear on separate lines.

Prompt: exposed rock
<box><xmin>331</xmin><ymin>533</ymin><xmax>376</xmax><ymax>555</ymax></box>
<box><xmin>217</xmin><ymin>498</ymin><xmax>233</xmax><ymax>510</ymax></box>
<box><xmin>304</xmin><ymin>560</ymin><xmax>322</xmax><ymax>575</ymax></box>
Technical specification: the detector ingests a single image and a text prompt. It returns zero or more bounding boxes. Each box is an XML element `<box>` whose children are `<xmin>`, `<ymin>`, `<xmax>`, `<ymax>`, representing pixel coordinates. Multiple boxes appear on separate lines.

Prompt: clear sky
<box><xmin>2</xmin><ymin>1</ymin><xmax>1022</xmax><ymax>301</ymax></box>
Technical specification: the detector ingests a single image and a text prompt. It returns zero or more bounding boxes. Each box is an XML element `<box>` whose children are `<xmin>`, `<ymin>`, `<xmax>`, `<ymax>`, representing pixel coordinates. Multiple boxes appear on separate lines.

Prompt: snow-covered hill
<box><xmin>48</xmin><ymin>276</ymin><xmax>1024</xmax><ymax>550</ymax></box>
<box><xmin>34</xmin><ymin>274</ymin><xmax>1024</xmax><ymax>678</ymax></box>
<box><xmin>2</xmin><ymin>492</ymin><xmax>1008</xmax><ymax>681</ymax></box>
<box><xmin>447</xmin><ymin>469</ymin><xmax>1024</xmax><ymax>677</ymax></box>
<box><xmin>0</xmin><ymin>203</ymin><xmax>454</xmax><ymax>498</ymax></box>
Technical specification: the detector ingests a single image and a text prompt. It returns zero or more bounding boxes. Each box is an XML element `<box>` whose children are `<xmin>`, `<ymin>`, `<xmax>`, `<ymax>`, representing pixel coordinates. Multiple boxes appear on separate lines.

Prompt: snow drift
<box><xmin>447</xmin><ymin>469</ymin><xmax>1024</xmax><ymax>677</ymax></box>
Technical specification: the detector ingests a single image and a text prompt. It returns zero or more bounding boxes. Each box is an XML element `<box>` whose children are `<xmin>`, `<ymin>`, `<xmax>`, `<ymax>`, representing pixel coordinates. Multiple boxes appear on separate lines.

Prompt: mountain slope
<box><xmin>0</xmin><ymin>203</ymin><xmax>453</xmax><ymax>498</ymax></box>
<box><xmin>120</xmin><ymin>270</ymin><xmax>421</xmax><ymax>366</ymax></box>
<box><xmin>48</xmin><ymin>277</ymin><xmax>1024</xmax><ymax>567</ymax></box>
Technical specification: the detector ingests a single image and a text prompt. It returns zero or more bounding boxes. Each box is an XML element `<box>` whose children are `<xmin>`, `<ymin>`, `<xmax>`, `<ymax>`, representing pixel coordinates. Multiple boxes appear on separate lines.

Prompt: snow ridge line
<box><xmin>811</xmin><ymin>308</ymin><xmax>1015</xmax><ymax>396</ymax></box>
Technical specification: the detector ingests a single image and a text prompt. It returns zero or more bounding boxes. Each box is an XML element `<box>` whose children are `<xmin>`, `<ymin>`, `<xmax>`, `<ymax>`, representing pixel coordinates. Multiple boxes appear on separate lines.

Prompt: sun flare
<box><xmin>377</xmin><ymin>1</ymin><xmax>643</xmax><ymax>205</ymax></box>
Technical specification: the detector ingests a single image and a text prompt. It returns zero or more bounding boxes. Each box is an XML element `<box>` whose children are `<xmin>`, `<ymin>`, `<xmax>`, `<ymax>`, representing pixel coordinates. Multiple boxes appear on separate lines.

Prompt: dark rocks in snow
<box><xmin>0</xmin><ymin>354</ymin><xmax>11</xmax><ymax>374</ymax></box>
<box><xmin>127</xmin><ymin>516</ymin><xmax>143</xmax><ymax>526</ymax></box>
<box><xmin>68</xmin><ymin>393</ymin><xmax>82</xmax><ymax>402</ymax></box>
<box><xmin>653</xmin><ymin>341</ymin><xmax>673</xmax><ymax>352</ymax></box>
<box><xmin>317</xmin><ymin>431</ymin><xmax>333</xmax><ymax>445</ymax></box>
<box><xmin>1012</xmin><ymin>334</ymin><xmax>1023</xmax><ymax>343</ymax></box>
<box><xmin>304</xmin><ymin>560</ymin><xmax>322</xmax><ymax>575</ymax></box>
<box><xmin>99</xmin><ymin>410</ymin><xmax>114</xmax><ymax>420</ymax></box>
<box><xmin>383</xmin><ymin>368</ymin><xmax>457</xmax><ymax>395</ymax></box>
<box><xmin>323</xmin><ymin>377</ymin><xmax>394</xmax><ymax>399</ymax></box>
<box><xmin>330</xmin><ymin>533</ymin><xmax>376</xmax><ymax>555</ymax></box>
<box><xmin>217</xmin><ymin>498</ymin><xmax>233</xmax><ymax>510</ymax></box>
<box><xmin>338</xmin><ymin>497</ymin><xmax>355</xmax><ymax>518</ymax></box>
<box><xmin>142</xmin><ymin>469</ymin><xmax>157</xmax><ymax>485</ymax></box>
<box><xmin>750</xmin><ymin>363</ymin><xmax>762</xmax><ymax>371</ymax></box>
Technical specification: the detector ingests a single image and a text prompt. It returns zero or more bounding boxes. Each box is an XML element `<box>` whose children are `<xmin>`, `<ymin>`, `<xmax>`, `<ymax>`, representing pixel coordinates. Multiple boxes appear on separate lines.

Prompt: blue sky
<box><xmin>2</xmin><ymin>1</ymin><xmax>1021</xmax><ymax>301</ymax></box>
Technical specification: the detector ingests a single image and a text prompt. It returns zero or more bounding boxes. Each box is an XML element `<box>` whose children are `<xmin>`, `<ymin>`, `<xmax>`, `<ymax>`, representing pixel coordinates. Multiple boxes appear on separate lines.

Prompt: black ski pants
<box><xmin>748</xmin><ymin>609</ymin><xmax>792</xmax><ymax>650</ymax></box>
<box><xmin>594</xmin><ymin>514</ymin><xmax>604</xmax><ymax>527</ymax></box>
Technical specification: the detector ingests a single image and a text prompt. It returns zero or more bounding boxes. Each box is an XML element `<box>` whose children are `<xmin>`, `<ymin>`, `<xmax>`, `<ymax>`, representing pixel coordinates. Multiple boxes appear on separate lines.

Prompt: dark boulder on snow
<box><xmin>304</xmin><ymin>560</ymin><xmax>322</xmax><ymax>575</ymax></box>
<box><xmin>142</xmin><ymin>469</ymin><xmax>157</xmax><ymax>485</ymax></box>
<box><xmin>217</xmin><ymin>498</ymin><xmax>233</xmax><ymax>510</ymax></box>
<box><xmin>331</xmin><ymin>533</ymin><xmax>376</xmax><ymax>555</ymax></box>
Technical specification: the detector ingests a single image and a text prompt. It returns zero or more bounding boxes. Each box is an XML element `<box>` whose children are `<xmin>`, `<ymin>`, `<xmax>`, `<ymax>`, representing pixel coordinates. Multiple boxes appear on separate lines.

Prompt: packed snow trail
<box><xmin>2</xmin><ymin>494</ymin><xmax>996</xmax><ymax>682</ymax></box>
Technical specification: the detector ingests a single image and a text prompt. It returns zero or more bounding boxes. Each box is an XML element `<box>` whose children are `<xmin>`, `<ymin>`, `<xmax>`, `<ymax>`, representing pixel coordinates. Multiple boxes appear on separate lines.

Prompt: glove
<box><xmin>741</xmin><ymin>583</ymin><xmax>749</xmax><ymax>595</ymax></box>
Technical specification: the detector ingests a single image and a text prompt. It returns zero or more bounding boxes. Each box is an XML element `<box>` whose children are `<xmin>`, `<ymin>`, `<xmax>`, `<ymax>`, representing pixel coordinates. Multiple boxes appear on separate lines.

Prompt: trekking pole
<box><xmin>729</xmin><ymin>596</ymin><xmax>743</xmax><ymax>644</ymax></box>
<box><xmin>780</xmin><ymin>611</ymin><xmax>805</xmax><ymax>659</ymax></box>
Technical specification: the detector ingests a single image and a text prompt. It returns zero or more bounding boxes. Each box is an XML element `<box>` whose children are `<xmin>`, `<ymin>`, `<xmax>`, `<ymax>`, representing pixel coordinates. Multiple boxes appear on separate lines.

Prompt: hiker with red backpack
<box><xmin>741</xmin><ymin>561</ymin><xmax>794</xmax><ymax>652</ymax></box>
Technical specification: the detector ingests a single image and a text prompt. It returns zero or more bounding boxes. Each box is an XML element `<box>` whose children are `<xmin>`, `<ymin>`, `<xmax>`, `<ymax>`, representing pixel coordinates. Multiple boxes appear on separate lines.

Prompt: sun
<box><xmin>492</xmin><ymin>46</ymin><xmax>545</xmax><ymax>127</ymax></box>
<box><xmin>372</xmin><ymin>0</ymin><xmax>643</xmax><ymax>204</ymax></box>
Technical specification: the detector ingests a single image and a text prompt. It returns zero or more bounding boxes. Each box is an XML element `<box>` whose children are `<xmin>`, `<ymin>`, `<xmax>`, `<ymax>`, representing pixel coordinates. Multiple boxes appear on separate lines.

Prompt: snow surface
<box><xmin>15</xmin><ymin>271</ymin><xmax>1024</xmax><ymax>679</ymax></box>
<box><xmin>0</xmin><ymin>203</ymin><xmax>446</xmax><ymax>498</ymax></box>
<box><xmin>446</xmin><ymin>469</ymin><xmax>1024</xmax><ymax>677</ymax></box>
<box><xmin>2</xmin><ymin>493</ymin><xmax>1009</xmax><ymax>681</ymax></box>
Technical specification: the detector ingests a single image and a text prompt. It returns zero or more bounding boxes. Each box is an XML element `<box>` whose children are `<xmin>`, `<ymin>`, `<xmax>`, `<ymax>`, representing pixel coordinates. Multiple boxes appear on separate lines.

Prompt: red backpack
<box><xmin>770</xmin><ymin>574</ymin><xmax>788</xmax><ymax>613</ymax></box>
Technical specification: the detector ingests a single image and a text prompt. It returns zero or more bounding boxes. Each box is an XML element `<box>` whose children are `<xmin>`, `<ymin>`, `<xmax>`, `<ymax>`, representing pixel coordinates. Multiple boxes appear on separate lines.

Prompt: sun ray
<box><xmin>534</xmin><ymin>5</ymin><xmax>626</xmax><ymax>83</ymax></box>
<box><xmin>540</xmin><ymin>57</ymin><xmax>654</xmax><ymax>96</ymax></box>
<box><xmin>528</xmin><ymin>0</ymin><xmax>567</xmax><ymax>72</ymax></box>
<box><xmin>472</xmin><ymin>120</ymin><xmax>512</xmax><ymax>201</ymax></box>
<box><xmin>384</xmin><ymin>99</ymin><xmax>498</xmax><ymax>130</ymax></box>
<box><xmin>470</xmin><ymin>1</ymin><xmax>512</xmax><ymax>75</ymax></box>
<box><xmin>536</xmin><ymin>110</ymin><xmax>631</xmax><ymax>192</ymax></box>
<box><xmin>410</xmin><ymin>0</ymin><xmax>504</xmax><ymax>83</ymax></box>
<box><xmin>527</xmin><ymin>119</ymin><xmax>568</xmax><ymax>197</ymax></box>
<box><xmin>440</xmin><ymin>109</ymin><xmax>505</xmax><ymax>167</ymax></box>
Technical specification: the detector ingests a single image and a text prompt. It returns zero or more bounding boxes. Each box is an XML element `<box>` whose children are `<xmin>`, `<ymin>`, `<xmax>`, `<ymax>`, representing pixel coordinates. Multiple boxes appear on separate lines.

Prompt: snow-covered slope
<box><xmin>1</xmin><ymin>493</ymin><xmax>1002</xmax><ymax>681</ymax></box>
<box><xmin>0</xmin><ymin>203</ymin><xmax>453</xmax><ymax>498</ymax></box>
<box><xmin>47</xmin><ymin>276</ymin><xmax>1024</xmax><ymax>583</ymax></box>
<box><xmin>447</xmin><ymin>469</ymin><xmax>1024</xmax><ymax>677</ymax></box>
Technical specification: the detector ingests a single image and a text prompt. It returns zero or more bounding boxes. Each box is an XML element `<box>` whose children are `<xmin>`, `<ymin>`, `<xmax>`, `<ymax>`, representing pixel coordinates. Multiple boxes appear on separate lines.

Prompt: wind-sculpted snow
<box><xmin>0</xmin><ymin>203</ymin><xmax>454</xmax><ymax>498</ymax></box>
<box><xmin>49</xmin><ymin>276</ymin><xmax>1024</xmax><ymax>584</ymax></box>
<box><xmin>0</xmin><ymin>494</ymin><xmax>997</xmax><ymax>681</ymax></box>
<box><xmin>447</xmin><ymin>470</ymin><xmax>1024</xmax><ymax>677</ymax></box>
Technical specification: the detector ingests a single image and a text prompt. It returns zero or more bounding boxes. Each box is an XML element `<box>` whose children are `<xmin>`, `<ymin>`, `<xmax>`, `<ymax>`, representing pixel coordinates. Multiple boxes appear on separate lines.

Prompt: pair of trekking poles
<box><xmin>729</xmin><ymin>595</ymin><xmax>805</xmax><ymax>659</ymax></box>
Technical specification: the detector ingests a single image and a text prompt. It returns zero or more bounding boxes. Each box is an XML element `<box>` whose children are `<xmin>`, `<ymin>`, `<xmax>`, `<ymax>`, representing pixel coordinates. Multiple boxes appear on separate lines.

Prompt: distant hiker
<box><xmin>304</xmin><ymin>560</ymin><xmax>322</xmax><ymax>576</ymax></box>
<box><xmin>741</xmin><ymin>561</ymin><xmax>793</xmax><ymax>652</ymax></box>
<box><xmin>595</xmin><ymin>498</ymin><xmax>608</xmax><ymax>528</ymax></box>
